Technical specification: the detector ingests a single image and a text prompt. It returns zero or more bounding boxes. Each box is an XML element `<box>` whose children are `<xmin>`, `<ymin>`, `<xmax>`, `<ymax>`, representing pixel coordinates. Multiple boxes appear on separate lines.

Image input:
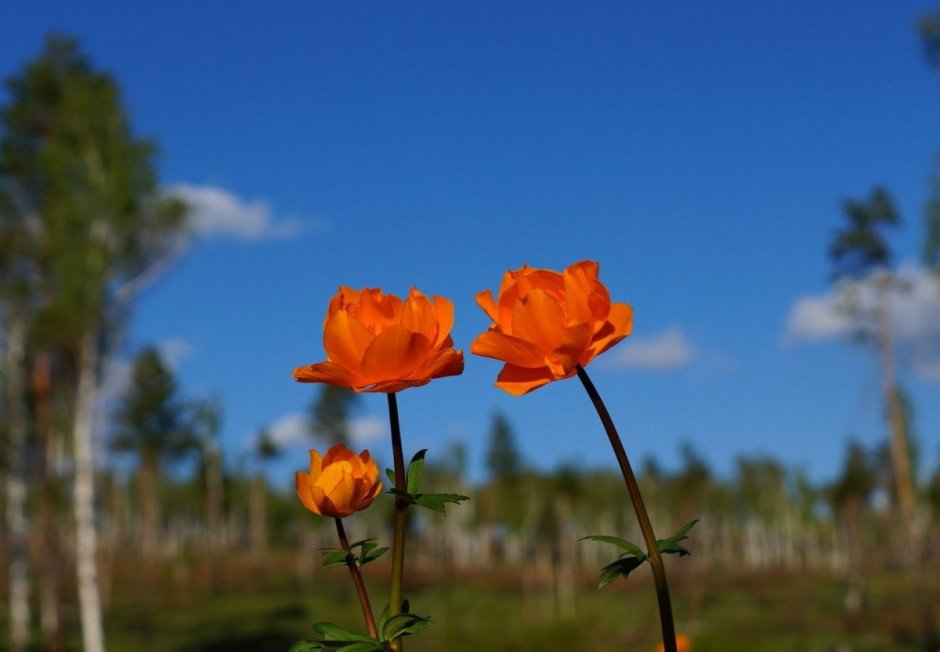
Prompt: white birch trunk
<box><xmin>73</xmin><ymin>328</ymin><xmax>105</xmax><ymax>652</ymax></box>
<box><xmin>4</xmin><ymin>314</ymin><xmax>31</xmax><ymax>652</ymax></box>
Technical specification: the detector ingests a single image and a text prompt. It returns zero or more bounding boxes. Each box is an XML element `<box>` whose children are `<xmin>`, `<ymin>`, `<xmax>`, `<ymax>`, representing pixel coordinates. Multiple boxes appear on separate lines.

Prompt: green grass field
<box><xmin>13</xmin><ymin>554</ymin><xmax>938</xmax><ymax>651</ymax></box>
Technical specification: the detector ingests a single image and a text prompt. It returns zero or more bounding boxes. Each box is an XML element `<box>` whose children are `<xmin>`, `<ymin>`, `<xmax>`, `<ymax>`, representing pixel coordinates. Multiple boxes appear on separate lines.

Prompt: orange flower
<box><xmin>654</xmin><ymin>634</ymin><xmax>691</xmax><ymax>652</ymax></box>
<box><xmin>471</xmin><ymin>260</ymin><xmax>633</xmax><ymax>395</ymax></box>
<box><xmin>293</xmin><ymin>286</ymin><xmax>464</xmax><ymax>393</ymax></box>
<box><xmin>296</xmin><ymin>444</ymin><xmax>383</xmax><ymax>518</ymax></box>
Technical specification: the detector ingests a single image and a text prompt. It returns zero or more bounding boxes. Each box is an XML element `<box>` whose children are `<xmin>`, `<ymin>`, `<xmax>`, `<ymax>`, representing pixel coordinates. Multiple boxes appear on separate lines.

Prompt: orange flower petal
<box><xmin>323</xmin><ymin>310</ymin><xmax>373</xmax><ymax>372</ymax></box>
<box><xmin>360</xmin><ymin>325</ymin><xmax>431</xmax><ymax>382</ymax></box>
<box><xmin>293</xmin><ymin>361</ymin><xmax>358</xmax><ymax>389</ymax></box>
<box><xmin>431</xmin><ymin>295</ymin><xmax>455</xmax><ymax>349</ymax></box>
<box><xmin>400</xmin><ymin>289</ymin><xmax>438</xmax><ymax>344</ymax></box>
<box><xmin>587</xmin><ymin>302</ymin><xmax>634</xmax><ymax>360</ymax></box>
<box><xmin>493</xmin><ymin>364</ymin><xmax>559</xmax><ymax>396</ymax></box>
<box><xmin>295</xmin><ymin>472</ymin><xmax>322</xmax><ymax>515</ymax></box>
<box><xmin>471</xmin><ymin>329</ymin><xmax>547</xmax><ymax>368</ymax></box>
<box><xmin>551</xmin><ymin>322</ymin><xmax>594</xmax><ymax>373</ymax></box>
<box><xmin>411</xmin><ymin>346</ymin><xmax>465</xmax><ymax>382</ymax></box>
<box><xmin>475</xmin><ymin>290</ymin><xmax>500</xmax><ymax>324</ymax></box>
<box><xmin>511</xmin><ymin>289</ymin><xmax>566</xmax><ymax>353</ymax></box>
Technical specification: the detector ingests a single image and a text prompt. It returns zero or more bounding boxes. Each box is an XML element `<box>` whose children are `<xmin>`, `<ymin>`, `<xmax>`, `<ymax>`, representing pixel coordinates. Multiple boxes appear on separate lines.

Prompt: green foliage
<box><xmin>0</xmin><ymin>34</ymin><xmax>185</xmax><ymax>342</ymax></box>
<box><xmin>485</xmin><ymin>410</ymin><xmax>522</xmax><ymax>482</ymax></box>
<box><xmin>291</xmin><ymin>608</ymin><xmax>431</xmax><ymax>651</ymax></box>
<box><xmin>829</xmin><ymin>187</ymin><xmax>899</xmax><ymax>281</ymax></box>
<box><xmin>583</xmin><ymin>520</ymin><xmax>698</xmax><ymax>589</ymax></box>
<box><xmin>320</xmin><ymin>539</ymin><xmax>388</xmax><ymax>569</ymax></box>
<box><xmin>387</xmin><ymin>450</ymin><xmax>470</xmax><ymax>516</ymax></box>
<box><xmin>112</xmin><ymin>346</ymin><xmax>194</xmax><ymax>460</ymax></box>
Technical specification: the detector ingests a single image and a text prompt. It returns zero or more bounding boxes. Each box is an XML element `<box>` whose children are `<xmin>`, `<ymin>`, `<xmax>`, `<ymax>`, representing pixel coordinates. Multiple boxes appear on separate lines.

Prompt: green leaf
<box><xmin>319</xmin><ymin>548</ymin><xmax>351</xmax><ymax>568</ymax></box>
<box><xmin>289</xmin><ymin>641</ymin><xmax>325</xmax><ymax>652</ymax></box>
<box><xmin>657</xmin><ymin>519</ymin><xmax>699</xmax><ymax>557</ymax></box>
<box><xmin>380</xmin><ymin>613</ymin><xmax>431</xmax><ymax>641</ymax></box>
<box><xmin>385</xmin><ymin>468</ymin><xmax>396</xmax><ymax>485</ymax></box>
<box><xmin>407</xmin><ymin>449</ymin><xmax>427</xmax><ymax>494</ymax></box>
<box><xmin>313</xmin><ymin>623</ymin><xmax>376</xmax><ymax>643</ymax></box>
<box><xmin>412</xmin><ymin>493</ymin><xmax>470</xmax><ymax>515</ymax></box>
<box><xmin>597</xmin><ymin>556</ymin><xmax>646</xmax><ymax>588</ymax></box>
<box><xmin>335</xmin><ymin>642</ymin><xmax>384</xmax><ymax>652</ymax></box>
<box><xmin>580</xmin><ymin>534</ymin><xmax>647</xmax><ymax>560</ymax></box>
<box><xmin>376</xmin><ymin>604</ymin><xmax>391</xmax><ymax>634</ymax></box>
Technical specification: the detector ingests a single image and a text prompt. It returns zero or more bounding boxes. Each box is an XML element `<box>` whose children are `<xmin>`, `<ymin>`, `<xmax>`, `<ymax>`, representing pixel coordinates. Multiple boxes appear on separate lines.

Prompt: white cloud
<box><xmin>157</xmin><ymin>338</ymin><xmax>194</xmax><ymax>370</ymax></box>
<box><xmin>266</xmin><ymin>412</ymin><xmax>311</xmax><ymax>448</ymax></box>
<box><xmin>614</xmin><ymin>327</ymin><xmax>696</xmax><ymax>371</ymax></box>
<box><xmin>260</xmin><ymin>413</ymin><xmax>388</xmax><ymax>450</ymax></box>
<box><xmin>784</xmin><ymin>264</ymin><xmax>940</xmax><ymax>380</ymax></box>
<box><xmin>348</xmin><ymin>417</ymin><xmax>387</xmax><ymax>445</ymax></box>
<box><xmin>167</xmin><ymin>183</ymin><xmax>307</xmax><ymax>241</ymax></box>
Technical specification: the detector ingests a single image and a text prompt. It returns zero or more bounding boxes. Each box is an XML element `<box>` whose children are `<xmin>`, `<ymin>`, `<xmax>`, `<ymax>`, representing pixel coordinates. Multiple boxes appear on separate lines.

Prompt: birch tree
<box><xmin>0</xmin><ymin>35</ymin><xmax>185</xmax><ymax>652</ymax></box>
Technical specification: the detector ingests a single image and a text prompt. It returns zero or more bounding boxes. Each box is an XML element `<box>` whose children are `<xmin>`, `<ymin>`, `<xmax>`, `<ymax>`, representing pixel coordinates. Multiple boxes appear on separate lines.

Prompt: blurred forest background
<box><xmin>3</xmin><ymin>8</ymin><xmax>940</xmax><ymax>652</ymax></box>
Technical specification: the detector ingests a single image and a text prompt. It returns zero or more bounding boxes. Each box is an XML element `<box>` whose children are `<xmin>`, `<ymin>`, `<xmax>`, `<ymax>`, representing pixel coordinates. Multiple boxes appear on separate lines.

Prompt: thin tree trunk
<box><xmin>33</xmin><ymin>350</ymin><xmax>64</xmax><ymax>651</ymax></box>
<box><xmin>73</xmin><ymin>327</ymin><xmax>106</xmax><ymax>652</ymax></box>
<box><xmin>206</xmin><ymin>444</ymin><xmax>224</xmax><ymax>551</ymax></box>
<box><xmin>139</xmin><ymin>452</ymin><xmax>159</xmax><ymax>556</ymax></box>
<box><xmin>4</xmin><ymin>313</ymin><xmax>31</xmax><ymax>652</ymax></box>
<box><xmin>250</xmin><ymin>473</ymin><xmax>267</xmax><ymax>555</ymax></box>
<box><xmin>877</xmin><ymin>285</ymin><xmax>915</xmax><ymax>522</ymax></box>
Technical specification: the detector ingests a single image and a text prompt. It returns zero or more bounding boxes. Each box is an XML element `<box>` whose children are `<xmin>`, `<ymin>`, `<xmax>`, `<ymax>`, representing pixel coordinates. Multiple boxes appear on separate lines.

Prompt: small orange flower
<box><xmin>654</xmin><ymin>634</ymin><xmax>691</xmax><ymax>652</ymax></box>
<box><xmin>293</xmin><ymin>286</ymin><xmax>464</xmax><ymax>393</ymax></box>
<box><xmin>295</xmin><ymin>444</ymin><xmax>383</xmax><ymax>518</ymax></box>
<box><xmin>471</xmin><ymin>260</ymin><xmax>633</xmax><ymax>395</ymax></box>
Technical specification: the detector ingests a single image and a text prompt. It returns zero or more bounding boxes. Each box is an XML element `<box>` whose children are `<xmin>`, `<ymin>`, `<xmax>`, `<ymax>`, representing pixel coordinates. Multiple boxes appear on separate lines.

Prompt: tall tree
<box><xmin>250</xmin><ymin>427</ymin><xmax>280</xmax><ymax>555</ymax></box>
<box><xmin>919</xmin><ymin>8</ymin><xmax>940</xmax><ymax>271</ymax></box>
<box><xmin>485</xmin><ymin>410</ymin><xmax>521</xmax><ymax>483</ymax></box>
<box><xmin>192</xmin><ymin>395</ymin><xmax>225</xmax><ymax>552</ymax></box>
<box><xmin>112</xmin><ymin>346</ymin><xmax>194</xmax><ymax>555</ymax></box>
<box><xmin>828</xmin><ymin>187</ymin><xmax>916</xmax><ymax>522</ymax></box>
<box><xmin>0</xmin><ymin>35</ymin><xmax>186</xmax><ymax>652</ymax></box>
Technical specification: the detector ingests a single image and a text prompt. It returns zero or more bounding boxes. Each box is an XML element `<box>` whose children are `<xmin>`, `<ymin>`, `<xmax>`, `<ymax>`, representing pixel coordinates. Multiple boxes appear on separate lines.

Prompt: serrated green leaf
<box><xmin>657</xmin><ymin>519</ymin><xmax>698</xmax><ymax>557</ymax></box>
<box><xmin>289</xmin><ymin>641</ymin><xmax>324</xmax><ymax>652</ymax></box>
<box><xmin>580</xmin><ymin>534</ymin><xmax>647</xmax><ymax>560</ymax></box>
<box><xmin>380</xmin><ymin>613</ymin><xmax>431</xmax><ymax>641</ymax></box>
<box><xmin>360</xmin><ymin>546</ymin><xmax>389</xmax><ymax>564</ymax></box>
<box><xmin>377</xmin><ymin>604</ymin><xmax>391</xmax><ymax>634</ymax></box>
<box><xmin>406</xmin><ymin>449</ymin><xmax>427</xmax><ymax>494</ymax></box>
<box><xmin>412</xmin><ymin>492</ymin><xmax>469</xmax><ymax>515</ymax></box>
<box><xmin>334</xmin><ymin>642</ymin><xmax>384</xmax><ymax>652</ymax></box>
<box><xmin>313</xmin><ymin>622</ymin><xmax>376</xmax><ymax>643</ymax></box>
<box><xmin>320</xmin><ymin>549</ymin><xmax>351</xmax><ymax>568</ymax></box>
<box><xmin>597</xmin><ymin>556</ymin><xmax>646</xmax><ymax>588</ymax></box>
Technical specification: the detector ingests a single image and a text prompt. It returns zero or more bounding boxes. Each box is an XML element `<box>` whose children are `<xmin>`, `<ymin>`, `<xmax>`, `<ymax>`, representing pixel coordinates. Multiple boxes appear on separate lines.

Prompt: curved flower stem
<box><xmin>335</xmin><ymin>518</ymin><xmax>378</xmax><ymax>639</ymax></box>
<box><xmin>576</xmin><ymin>365</ymin><xmax>677</xmax><ymax>652</ymax></box>
<box><xmin>387</xmin><ymin>392</ymin><xmax>407</xmax><ymax>651</ymax></box>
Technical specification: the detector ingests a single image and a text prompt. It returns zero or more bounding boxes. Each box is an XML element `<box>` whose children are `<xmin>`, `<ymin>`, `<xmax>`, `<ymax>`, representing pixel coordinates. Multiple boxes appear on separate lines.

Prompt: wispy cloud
<box><xmin>157</xmin><ymin>338</ymin><xmax>194</xmax><ymax>370</ymax></box>
<box><xmin>784</xmin><ymin>263</ymin><xmax>940</xmax><ymax>380</ymax></box>
<box><xmin>167</xmin><ymin>183</ymin><xmax>308</xmax><ymax>241</ymax></box>
<box><xmin>262</xmin><ymin>413</ymin><xmax>387</xmax><ymax>449</ymax></box>
<box><xmin>266</xmin><ymin>412</ymin><xmax>311</xmax><ymax>448</ymax></box>
<box><xmin>613</xmin><ymin>327</ymin><xmax>697</xmax><ymax>372</ymax></box>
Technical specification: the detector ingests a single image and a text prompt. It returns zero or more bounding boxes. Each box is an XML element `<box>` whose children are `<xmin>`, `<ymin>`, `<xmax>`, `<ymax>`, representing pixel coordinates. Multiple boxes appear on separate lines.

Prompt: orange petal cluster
<box><xmin>655</xmin><ymin>634</ymin><xmax>691</xmax><ymax>652</ymax></box>
<box><xmin>471</xmin><ymin>260</ymin><xmax>633</xmax><ymax>395</ymax></box>
<box><xmin>293</xmin><ymin>286</ymin><xmax>464</xmax><ymax>393</ymax></box>
<box><xmin>295</xmin><ymin>444</ymin><xmax>383</xmax><ymax>519</ymax></box>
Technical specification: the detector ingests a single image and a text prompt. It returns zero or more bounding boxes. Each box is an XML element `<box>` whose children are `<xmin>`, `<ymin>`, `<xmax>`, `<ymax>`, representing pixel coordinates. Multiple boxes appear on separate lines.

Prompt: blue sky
<box><xmin>3</xmin><ymin>2</ymin><xmax>939</xmax><ymax>489</ymax></box>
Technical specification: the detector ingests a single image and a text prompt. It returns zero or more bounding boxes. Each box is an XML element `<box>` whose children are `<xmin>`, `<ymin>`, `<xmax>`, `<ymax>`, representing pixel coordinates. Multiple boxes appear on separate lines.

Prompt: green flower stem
<box><xmin>335</xmin><ymin>518</ymin><xmax>378</xmax><ymax>639</ymax></box>
<box><xmin>576</xmin><ymin>365</ymin><xmax>678</xmax><ymax>652</ymax></box>
<box><xmin>387</xmin><ymin>392</ymin><xmax>407</xmax><ymax>652</ymax></box>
